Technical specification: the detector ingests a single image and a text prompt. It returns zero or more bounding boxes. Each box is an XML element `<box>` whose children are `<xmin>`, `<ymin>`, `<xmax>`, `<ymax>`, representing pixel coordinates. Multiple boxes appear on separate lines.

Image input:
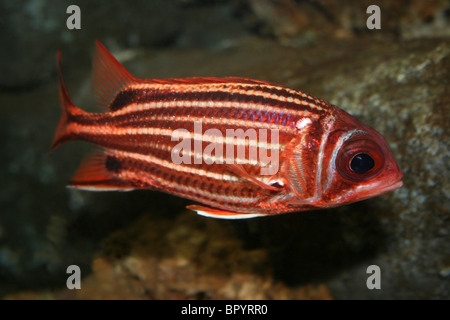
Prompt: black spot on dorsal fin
<box><xmin>110</xmin><ymin>89</ymin><xmax>155</xmax><ymax>112</ymax></box>
<box><xmin>110</xmin><ymin>89</ymin><xmax>137</xmax><ymax>112</ymax></box>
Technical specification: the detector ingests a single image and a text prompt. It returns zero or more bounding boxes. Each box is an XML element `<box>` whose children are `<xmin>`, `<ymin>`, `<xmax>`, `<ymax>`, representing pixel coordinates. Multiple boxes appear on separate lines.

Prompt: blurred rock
<box><xmin>6</xmin><ymin>214</ymin><xmax>332</xmax><ymax>299</ymax></box>
<box><xmin>238</xmin><ymin>0</ymin><xmax>450</xmax><ymax>44</ymax></box>
<box><xmin>0</xmin><ymin>0</ymin><xmax>230</xmax><ymax>88</ymax></box>
<box><xmin>400</xmin><ymin>0</ymin><xmax>450</xmax><ymax>39</ymax></box>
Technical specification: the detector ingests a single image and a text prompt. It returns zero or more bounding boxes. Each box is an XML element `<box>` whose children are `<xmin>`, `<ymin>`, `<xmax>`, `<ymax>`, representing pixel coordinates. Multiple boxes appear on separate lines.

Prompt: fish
<box><xmin>51</xmin><ymin>40</ymin><xmax>403</xmax><ymax>219</ymax></box>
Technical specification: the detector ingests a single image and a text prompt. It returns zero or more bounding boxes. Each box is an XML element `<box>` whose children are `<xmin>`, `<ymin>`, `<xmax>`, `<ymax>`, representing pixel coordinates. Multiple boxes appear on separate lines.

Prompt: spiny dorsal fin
<box><xmin>144</xmin><ymin>77</ymin><xmax>277</xmax><ymax>86</ymax></box>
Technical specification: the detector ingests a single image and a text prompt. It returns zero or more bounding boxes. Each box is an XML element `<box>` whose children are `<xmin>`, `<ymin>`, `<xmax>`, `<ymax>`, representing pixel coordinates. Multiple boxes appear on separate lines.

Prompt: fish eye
<box><xmin>337</xmin><ymin>139</ymin><xmax>385</xmax><ymax>181</ymax></box>
<box><xmin>350</xmin><ymin>153</ymin><xmax>375</xmax><ymax>174</ymax></box>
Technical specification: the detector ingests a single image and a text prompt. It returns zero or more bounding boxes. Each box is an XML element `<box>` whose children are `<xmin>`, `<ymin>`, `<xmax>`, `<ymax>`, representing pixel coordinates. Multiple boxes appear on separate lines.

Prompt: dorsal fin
<box><xmin>91</xmin><ymin>40</ymin><xmax>285</xmax><ymax>111</ymax></box>
<box><xmin>92</xmin><ymin>40</ymin><xmax>137</xmax><ymax>110</ymax></box>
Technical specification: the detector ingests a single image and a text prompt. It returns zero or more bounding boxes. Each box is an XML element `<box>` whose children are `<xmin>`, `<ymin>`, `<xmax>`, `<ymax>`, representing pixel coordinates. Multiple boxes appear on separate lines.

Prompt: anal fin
<box><xmin>68</xmin><ymin>151</ymin><xmax>135</xmax><ymax>191</ymax></box>
<box><xmin>186</xmin><ymin>204</ymin><xmax>267</xmax><ymax>219</ymax></box>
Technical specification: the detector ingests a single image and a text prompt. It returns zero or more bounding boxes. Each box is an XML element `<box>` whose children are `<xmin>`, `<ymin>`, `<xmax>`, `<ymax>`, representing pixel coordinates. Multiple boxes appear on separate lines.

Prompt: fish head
<box><xmin>318</xmin><ymin>109</ymin><xmax>403</xmax><ymax>207</ymax></box>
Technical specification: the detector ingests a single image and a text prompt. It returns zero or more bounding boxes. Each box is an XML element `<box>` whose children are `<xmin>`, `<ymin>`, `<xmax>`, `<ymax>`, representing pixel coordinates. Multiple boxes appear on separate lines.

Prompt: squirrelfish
<box><xmin>51</xmin><ymin>40</ymin><xmax>403</xmax><ymax>219</ymax></box>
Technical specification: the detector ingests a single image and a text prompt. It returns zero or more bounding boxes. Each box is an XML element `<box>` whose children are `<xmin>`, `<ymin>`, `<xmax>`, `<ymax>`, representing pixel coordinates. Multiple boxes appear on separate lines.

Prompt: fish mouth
<box><xmin>379</xmin><ymin>180</ymin><xmax>403</xmax><ymax>194</ymax></box>
<box><xmin>326</xmin><ymin>177</ymin><xmax>404</xmax><ymax>208</ymax></box>
<box><xmin>376</xmin><ymin>168</ymin><xmax>404</xmax><ymax>195</ymax></box>
<box><xmin>355</xmin><ymin>176</ymin><xmax>403</xmax><ymax>202</ymax></box>
<box><xmin>375</xmin><ymin>169</ymin><xmax>404</xmax><ymax>195</ymax></box>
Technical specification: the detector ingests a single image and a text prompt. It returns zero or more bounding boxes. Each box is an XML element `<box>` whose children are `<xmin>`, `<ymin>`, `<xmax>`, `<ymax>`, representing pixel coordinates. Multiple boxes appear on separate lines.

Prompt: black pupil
<box><xmin>350</xmin><ymin>153</ymin><xmax>375</xmax><ymax>174</ymax></box>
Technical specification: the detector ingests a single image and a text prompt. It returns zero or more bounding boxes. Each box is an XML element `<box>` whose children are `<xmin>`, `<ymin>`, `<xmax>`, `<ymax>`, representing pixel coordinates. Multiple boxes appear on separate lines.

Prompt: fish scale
<box><xmin>51</xmin><ymin>40</ymin><xmax>403</xmax><ymax>219</ymax></box>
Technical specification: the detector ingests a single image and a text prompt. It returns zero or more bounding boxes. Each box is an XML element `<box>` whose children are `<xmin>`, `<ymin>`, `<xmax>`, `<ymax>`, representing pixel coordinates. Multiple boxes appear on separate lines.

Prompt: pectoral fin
<box><xmin>225</xmin><ymin>164</ymin><xmax>283</xmax><ymax>192</ymax></box>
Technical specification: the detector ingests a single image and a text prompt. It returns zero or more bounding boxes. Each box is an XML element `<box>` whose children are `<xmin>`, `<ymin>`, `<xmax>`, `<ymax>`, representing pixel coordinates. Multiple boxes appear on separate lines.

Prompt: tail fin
<box><xmin>51</xmin><ymin>51</ymin><xmax>87</xmax><ymax>151</ymax></box>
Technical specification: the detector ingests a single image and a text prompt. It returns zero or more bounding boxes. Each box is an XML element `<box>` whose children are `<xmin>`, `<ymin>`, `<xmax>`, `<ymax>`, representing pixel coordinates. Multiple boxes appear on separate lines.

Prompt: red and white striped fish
<box><xmin>51</xmin><ymin>40</ymin><xmax>403</xmax><ymax>219</ymax></box>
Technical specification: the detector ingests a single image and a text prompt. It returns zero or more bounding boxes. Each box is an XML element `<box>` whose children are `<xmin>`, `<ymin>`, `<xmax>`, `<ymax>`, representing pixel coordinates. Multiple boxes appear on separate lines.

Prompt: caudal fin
<box><xmin>51</xmin><ymin>51</ymin><xmax>87</xmax><ymax>151</ymax></box>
